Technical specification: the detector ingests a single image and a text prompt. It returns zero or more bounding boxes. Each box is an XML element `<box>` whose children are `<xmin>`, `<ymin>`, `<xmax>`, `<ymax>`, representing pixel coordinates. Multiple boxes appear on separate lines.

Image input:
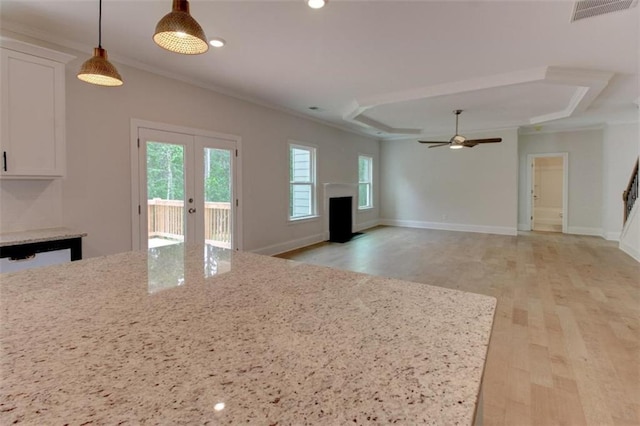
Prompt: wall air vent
<box><xmin>571</xmin><ymin>0</ymin><xmax>638</xmax><ymax>22</ymax></box>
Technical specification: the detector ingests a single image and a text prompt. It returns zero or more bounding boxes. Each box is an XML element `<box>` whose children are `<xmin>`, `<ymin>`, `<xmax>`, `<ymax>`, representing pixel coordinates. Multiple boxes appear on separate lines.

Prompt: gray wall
<box><xmin>0</xmin><ymin>35</ymin><xmax>380</xmax><ymax>258</ymax></box>
<box><xmin>518</xmin><ymin>129</ymin><xmax>603</xmax><ymax>235</ymax></box>
<box><xmin>602</xmin><ymin>122</ymin><xmax>640</xmax><ymax>240</ymax></box>
<box><xmin>380</xmin><ymin>128</ymin><xmax>519</xmax><ymax>235</ymax></box>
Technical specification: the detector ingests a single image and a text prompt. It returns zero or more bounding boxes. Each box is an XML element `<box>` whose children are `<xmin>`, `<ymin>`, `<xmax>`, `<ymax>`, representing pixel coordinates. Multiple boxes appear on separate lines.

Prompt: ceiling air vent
<box><xmin>571</xmin><ymin>0</ymin><xmax>638</xmax><ymax>21</ymax></box>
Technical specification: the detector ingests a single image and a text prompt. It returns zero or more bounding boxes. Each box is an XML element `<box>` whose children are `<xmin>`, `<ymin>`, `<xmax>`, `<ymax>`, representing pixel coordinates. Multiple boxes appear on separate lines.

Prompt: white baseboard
<box><xmin>619</xmin><ymin>203</ymin><xmax>639</xmax><ymax>262</ymax></box>
<box><xmin>533</xmin><ymin>224</ymin><xmax>563</xmax><ymax>232</ymax></box>
<box><xmin>534</xmin><ymin>218</ymin><xmax>563</xmax><ymax>226</ymax></box>
<box><xmin>620</xmin><ymin>240</ymin><xmax>640</xmax><ymax>262</ymax></box>
<box><xmin>322</xmin><ymin>219</ymin><xmax>382</xmax><ymax>240</ymax></box>
<box><xmin>604</xmin><ymin>231</ymin><xmax>621</xmax><ymax>241</ymax></box>
<box><xmin>355</xmin><ymin>219</ymin><xmax>381</xmax><ymax>232</ymax></box>
<box><xmin>380</xmin><ymin>219</ymin><xmax>517</xmax><ymax>236</ymax></box>
<box><xmin>518</xmin><ymin>223</ymin><xmax>531</xmax><ymax>231</ymax></box>
<box><xmin>251</xmin><ymin>233</ymin><xmax>325</xmax><ymax>256</ymax></box>
<box><xmin>566</xmin><ymin>226</ymin><xmax>604</xmax><ymax>237</ymax></box>
<box><xmin>255</xmin><ymin>220</ymin><xmax>382</xmax><ymax>256</ymax></box>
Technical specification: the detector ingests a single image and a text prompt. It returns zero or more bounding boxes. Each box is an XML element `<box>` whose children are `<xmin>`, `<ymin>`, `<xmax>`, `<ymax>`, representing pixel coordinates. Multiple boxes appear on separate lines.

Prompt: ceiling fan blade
<box><xmin>464</xmin><ymin>138</ymin><xmax>502</xmax><ymax>144</ymax></box>
<box><xmin>428</xmin><ymin>143</ymin><xmax>450</xmax><ymax>148</ymax></box>
<box><xmin>418</xmin><ymin>140</ymin><xmax>449</xmax><ymax>144</ymax></box>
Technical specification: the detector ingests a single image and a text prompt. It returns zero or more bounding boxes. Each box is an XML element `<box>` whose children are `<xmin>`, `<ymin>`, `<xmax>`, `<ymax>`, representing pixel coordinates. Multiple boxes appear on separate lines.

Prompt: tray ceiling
<box><xmin>0</xmin><ymin>1</ymin><xmax>637</xmax><ymax>139</ymax></box>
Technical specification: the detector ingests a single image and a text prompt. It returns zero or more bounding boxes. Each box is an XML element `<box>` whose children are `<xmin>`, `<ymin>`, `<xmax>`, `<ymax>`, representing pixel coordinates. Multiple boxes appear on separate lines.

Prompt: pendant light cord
<box><xmin>98</xmin><ymin>0</ymin><xmax>102</xmax><ymax>48</ymax></box>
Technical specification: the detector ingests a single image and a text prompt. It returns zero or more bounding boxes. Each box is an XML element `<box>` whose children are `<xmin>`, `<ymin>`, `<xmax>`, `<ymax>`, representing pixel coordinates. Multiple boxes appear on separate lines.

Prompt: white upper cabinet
<box><xmin>0</xmin><ymin>39</ymin><xmax>74</xmax><ymax>179</ymax></box>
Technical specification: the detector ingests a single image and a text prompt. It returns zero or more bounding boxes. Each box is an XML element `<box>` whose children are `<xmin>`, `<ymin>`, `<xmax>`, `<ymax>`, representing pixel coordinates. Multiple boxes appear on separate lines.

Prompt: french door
<box><xmin>136</xmin><ymin>127</ymin><xmax>238</xmax><ymax>250</ymax></box>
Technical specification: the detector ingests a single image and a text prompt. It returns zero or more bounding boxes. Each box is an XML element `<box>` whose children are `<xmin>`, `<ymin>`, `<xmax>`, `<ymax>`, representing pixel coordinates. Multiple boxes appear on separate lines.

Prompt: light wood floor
<box><xmin>277</xmin><ymin>226</ymin><xmax>640</xmax><ymax>426</ymax></box>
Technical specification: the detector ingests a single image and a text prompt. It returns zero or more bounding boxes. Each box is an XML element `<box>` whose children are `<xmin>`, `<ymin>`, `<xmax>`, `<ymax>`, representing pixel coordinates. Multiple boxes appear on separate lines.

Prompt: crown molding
<box><xmin>382</xmin><ymin>126</ymin><xmax>519</xmax><ymax>142</ymax></box>
<box><xmin>0</xmin><ymin>35</ymin><xmax>76</xmax><ymax>63</ymax></box>
<box><xmin>0</xmin><ymin>20</ymin><xmax>378</xmax><ymax>142</ymax></box>
<box><xmin>343</xmin><ymin>66</ymin><xmax>615</xmax><ymax>135</ymax></box>
<box><xmin>518</xmin><ymin>123</ymin><xmax>605</xmax><ymax>135</ymax></box>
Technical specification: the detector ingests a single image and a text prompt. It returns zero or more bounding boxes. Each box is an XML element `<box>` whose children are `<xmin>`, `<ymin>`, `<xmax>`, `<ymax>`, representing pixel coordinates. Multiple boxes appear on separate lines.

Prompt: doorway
<box><xmin>131</xmin><ymin>121</ymin><xmax>241</xmax><ymax>250</ymax></box>
<box><xmin>527</xmin><ymin>153</ymin><xmax>568</xmax><ymax>233</ymax></box>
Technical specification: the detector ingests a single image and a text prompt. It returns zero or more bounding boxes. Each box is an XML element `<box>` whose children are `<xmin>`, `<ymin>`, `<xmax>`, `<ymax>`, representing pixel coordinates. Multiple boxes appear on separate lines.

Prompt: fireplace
<box><xmin>323</xmin><ymin>183</ymin><xmax>358</xmax><ymax>243</ymax></box>
<box><xmin>329</xmin><ymin>196</ymin><xmax>353</xmax><ymax>243</ymax></box>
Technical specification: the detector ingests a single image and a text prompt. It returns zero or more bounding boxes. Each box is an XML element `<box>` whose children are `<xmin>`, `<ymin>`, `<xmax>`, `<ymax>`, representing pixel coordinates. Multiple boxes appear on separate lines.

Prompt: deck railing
<box><xmin>147</xmin><ymin>199</ymin><xmax>231</xmax><ymax>247</ymax></box>
<box><xmin>623</xmin><ymin>158</ymin><xmax>639</xmax><ymax>225</ymax></box>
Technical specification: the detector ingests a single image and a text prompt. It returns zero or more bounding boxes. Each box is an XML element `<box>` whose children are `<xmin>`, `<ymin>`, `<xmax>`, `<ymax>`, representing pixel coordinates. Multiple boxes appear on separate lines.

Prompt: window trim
<box><xmin>288</xmin><ymin>141</ymin><xmax>318</xmax><ymax>222</ymax></box>
<box><xmin>358</xmin><ymin>154</ymin><xmax>373</xmax><ymax>210</ymax></box>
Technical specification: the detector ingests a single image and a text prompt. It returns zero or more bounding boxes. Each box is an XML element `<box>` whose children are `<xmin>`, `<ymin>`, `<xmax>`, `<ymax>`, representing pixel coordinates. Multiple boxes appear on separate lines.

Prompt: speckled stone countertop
<box><xmin>0</xmin><ymin>227</ymin><xmax>87</xmax><ymax>247</ymax></box>
<box><xmin>0</xmin><ymin>244</ymin><xmax>496</xmax><ymax>425</ymax></box>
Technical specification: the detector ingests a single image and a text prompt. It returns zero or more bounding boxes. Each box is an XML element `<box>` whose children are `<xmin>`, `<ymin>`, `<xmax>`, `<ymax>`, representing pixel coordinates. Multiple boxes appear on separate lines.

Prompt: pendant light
<box><xmin>77</xmin><ymin>0</ymin><xmax>123</xmax><ymax>87</ymax></box>
<box><xmin>153</xmin><ymin>0</ymin><xmax>209</xmax><ymax>55</ymax></box>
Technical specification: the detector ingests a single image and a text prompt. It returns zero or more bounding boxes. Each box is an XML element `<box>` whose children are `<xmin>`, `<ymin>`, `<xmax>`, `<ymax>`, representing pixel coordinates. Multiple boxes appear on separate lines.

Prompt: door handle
<box><xmin>188</xmin><ymin>208</ymin><xmax>196</xmax><ymax>214</ymax></box>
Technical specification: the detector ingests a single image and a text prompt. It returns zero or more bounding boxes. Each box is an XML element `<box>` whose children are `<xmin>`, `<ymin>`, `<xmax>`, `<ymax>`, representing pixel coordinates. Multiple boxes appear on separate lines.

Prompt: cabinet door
<box><xmin>0</xmin><ymin>48</ymin><xmax>66</xmax><ymax>178</ymax></box>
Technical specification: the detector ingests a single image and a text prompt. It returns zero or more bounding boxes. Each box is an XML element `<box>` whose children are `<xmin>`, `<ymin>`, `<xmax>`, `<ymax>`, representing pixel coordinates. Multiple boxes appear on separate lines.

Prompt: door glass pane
<box><xmin>203</xmin><ymin>148</ymin><xmax>232</xmax><ymax>249</ymax></box>
<box><xmin>146</xmin><ymin>142</ymin><xmax>186</xmax><ymax>248</ymax></box>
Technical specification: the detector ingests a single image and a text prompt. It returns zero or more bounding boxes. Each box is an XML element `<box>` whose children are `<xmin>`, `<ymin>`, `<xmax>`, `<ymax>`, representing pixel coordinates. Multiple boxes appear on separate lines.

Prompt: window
<box><xmin>289</xmin><ymin>143</ymin><xmax>316</xmax><ymax>220</ymax></box>
<box><xmin>358</xmin><ymin>155</ymin><xmax>373</xmax><ymax>209</ymax></box>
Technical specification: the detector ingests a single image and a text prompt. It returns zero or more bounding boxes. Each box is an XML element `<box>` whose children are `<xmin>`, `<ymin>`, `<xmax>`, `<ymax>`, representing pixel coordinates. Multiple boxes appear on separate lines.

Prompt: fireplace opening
<box><xmin>329</xmin><ymin>196</ymin><xmax>353</xmax><ymax>243</ymax></box>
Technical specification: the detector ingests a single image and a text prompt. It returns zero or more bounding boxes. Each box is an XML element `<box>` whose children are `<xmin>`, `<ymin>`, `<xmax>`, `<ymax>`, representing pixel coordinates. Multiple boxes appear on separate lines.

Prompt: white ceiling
<box><xmin>1</xmin><ymin>0</ymin><xmax>638</xmax><ymax>139</ymax></box>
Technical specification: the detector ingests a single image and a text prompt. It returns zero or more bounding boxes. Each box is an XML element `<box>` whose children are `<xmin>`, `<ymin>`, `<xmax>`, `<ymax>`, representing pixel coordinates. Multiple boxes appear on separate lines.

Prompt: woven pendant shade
<box><xmin>154</xmin><ymin>0</ymin><xmax>209</xmax><ymax>55</ymax></box>
<box><xmin>77</xmin><ymin>47</ymin><xmax>123</xmax><ymax>87</ymax></box>
<box><xmin>77</xmin><ymin>0</ymin><xmax>123</xmax><ymax>87</ymax></box>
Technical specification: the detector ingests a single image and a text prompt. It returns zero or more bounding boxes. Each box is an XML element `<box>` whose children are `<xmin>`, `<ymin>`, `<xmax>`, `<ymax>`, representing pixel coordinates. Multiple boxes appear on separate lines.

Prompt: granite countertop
<box><xmin>0</xmin><ymin>227</ymin><xmax>87</xmax><ymax>247</ymax></box>
<box><xmin>0</xmin><ymin>244</ymin><xmax>496</xmax><ymax>425</ymax></box>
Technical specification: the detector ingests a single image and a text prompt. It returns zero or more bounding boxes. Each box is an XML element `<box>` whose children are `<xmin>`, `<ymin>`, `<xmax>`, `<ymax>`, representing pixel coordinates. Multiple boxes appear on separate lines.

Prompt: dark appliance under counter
<box><xmin>0</xmin><ymin>228</ymin><xmax>87</xmax><ymax>273</ymax></box>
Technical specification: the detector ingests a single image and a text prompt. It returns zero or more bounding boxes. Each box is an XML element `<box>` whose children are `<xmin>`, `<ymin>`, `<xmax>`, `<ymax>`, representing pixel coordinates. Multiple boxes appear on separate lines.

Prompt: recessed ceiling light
<box><xmin>308</xmin><ymin>106</ymin><xmax>320</xmax><ymax>111</ymax></box>
<box><xmin>307</xmin><ymin>0</ymin><xmax>326</xmax><ymax>9</ymax></box>
<box><xmin>209</xmin><ymin>37</ymin><xmax>226</xmax><ymax>48</ymax></box>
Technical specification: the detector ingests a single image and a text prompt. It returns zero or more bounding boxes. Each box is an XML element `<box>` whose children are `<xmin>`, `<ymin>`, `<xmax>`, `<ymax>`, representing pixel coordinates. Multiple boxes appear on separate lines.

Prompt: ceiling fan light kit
<box><xmin>154</xmin><ymin>0</ymin><xmax>209</xmax><ymax>55</ymax></box>
<box><xmin>77</xmin><ymin>0</ymin><xmax>123</xmax><ymax>87</ymax></box>
<box><xmin>418</xmin><ymin>110</ymin><xmax>502</xmax><ymax>150</ymax></box>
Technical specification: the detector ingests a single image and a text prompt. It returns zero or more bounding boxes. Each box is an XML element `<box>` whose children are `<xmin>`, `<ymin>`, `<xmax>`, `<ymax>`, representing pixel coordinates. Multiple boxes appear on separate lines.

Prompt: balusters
<box><xmin>623</xmin><ymin>158</ymin><xmax>639</xmax><ymax>225</ymax></box>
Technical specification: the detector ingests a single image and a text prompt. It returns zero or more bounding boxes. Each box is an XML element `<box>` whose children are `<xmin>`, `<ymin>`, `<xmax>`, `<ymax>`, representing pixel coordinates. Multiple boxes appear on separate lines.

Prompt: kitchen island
<box><xmin>0</xmin><ymin>244</ymin><xmax>495</xmax><ymax>424</ymax></box>
<box><xmin>0</xmin><ymin>227</ymin><xmax>87</xmax><ymax>273</ymax></box>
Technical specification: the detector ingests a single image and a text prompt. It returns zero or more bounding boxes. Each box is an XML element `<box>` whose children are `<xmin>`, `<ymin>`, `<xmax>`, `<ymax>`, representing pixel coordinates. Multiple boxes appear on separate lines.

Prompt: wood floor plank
<box><xmin>553</xmin><ymin>376</ymin><xmax>588</xmax><ymax>426</ymax></box>
<box><xmin>278</xmin><ymin>226</ymin><xmax>640</xmax><ymax>425</ymax></box>
<box><xmin>529</xmin><ymin>343</ymin><xmax>554</xmax><ymax>388</ymax></box>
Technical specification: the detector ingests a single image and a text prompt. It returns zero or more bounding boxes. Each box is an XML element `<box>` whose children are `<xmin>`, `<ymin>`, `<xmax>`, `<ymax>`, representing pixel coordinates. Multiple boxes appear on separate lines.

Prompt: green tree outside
<box><xmin>147</xmin><ymin>143</ymin><xmax>230</xmax><ymax>202</ymax></box>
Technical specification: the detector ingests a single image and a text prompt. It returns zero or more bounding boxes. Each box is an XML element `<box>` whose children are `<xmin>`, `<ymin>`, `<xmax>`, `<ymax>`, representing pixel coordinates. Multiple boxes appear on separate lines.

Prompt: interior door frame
<box><xmin>526</xmin><ymin>152</ymin><xmax>568</xmax><ymax>233</ymax></box>
<box><xmin>130</xmin><ymin>119</ymin><xmax>243</xmax><ymax>251</ymax></box>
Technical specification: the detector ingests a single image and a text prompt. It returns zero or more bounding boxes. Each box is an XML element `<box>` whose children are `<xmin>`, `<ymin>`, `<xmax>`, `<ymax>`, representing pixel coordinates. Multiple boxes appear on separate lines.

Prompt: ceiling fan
<box><xmin>418</xmin><ymin>110</ymin><xmax>502</xmax><ymax>149</ymax></box>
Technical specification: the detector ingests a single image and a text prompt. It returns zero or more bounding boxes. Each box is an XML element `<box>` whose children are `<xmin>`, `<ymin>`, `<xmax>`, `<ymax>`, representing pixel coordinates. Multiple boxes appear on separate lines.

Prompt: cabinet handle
<box><xmin>2</xmin><ymin>151</ymin><xmax>6</xmax><ymax>172</ymax></box>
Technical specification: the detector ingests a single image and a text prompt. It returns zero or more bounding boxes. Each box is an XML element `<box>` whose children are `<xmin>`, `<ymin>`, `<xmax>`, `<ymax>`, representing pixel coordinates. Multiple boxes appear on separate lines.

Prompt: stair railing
<box><xmin>623</xmin><ymin>158</ymin><xmax>639</xmax><ymax>225</ymax></box>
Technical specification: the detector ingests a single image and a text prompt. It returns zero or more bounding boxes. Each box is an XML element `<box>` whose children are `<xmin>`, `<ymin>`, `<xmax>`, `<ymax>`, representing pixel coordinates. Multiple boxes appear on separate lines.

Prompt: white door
<box><xmin>195</xmin><ymin>136</ymin><xmax>236</xmax><ymax>249</ymax></box>
<box><xmin>531</xmin><ymin>156</ymin><xmax>564</xmax><ymax>232</ymax></box>
<box><xmin>137</xmin><ymin>128</ymin><xmax>237</xmax><ymax>249</ymax></box>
